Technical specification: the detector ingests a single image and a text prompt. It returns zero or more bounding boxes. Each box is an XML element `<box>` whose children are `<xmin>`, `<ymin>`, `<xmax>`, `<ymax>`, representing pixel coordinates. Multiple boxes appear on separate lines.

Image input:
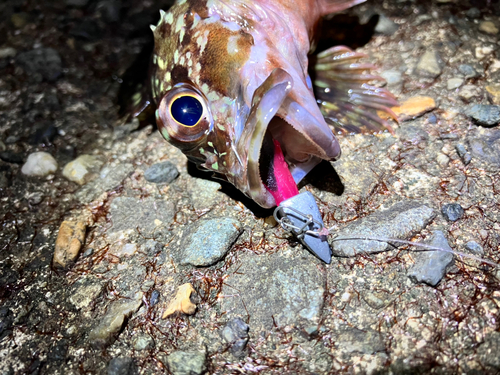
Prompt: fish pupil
<box><xmin>171</xmin><ymin>96</ymin><xmax>203</xmax><ymax>126</ymax></box>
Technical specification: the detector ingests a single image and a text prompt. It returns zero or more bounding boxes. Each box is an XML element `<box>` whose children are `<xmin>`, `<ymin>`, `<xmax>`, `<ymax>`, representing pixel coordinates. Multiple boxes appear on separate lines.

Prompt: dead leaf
<box><xmin>162</xmin><ymin>283</ymin><xmax>197</xmax><ymax>318</ymax></box>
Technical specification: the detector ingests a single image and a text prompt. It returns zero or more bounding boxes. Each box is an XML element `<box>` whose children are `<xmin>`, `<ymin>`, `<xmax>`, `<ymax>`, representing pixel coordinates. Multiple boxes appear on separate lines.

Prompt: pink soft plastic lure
<box><xmin>146</xmin><ymin>0</ymin><xmax>398</xmax><ymax>208</ymax></box>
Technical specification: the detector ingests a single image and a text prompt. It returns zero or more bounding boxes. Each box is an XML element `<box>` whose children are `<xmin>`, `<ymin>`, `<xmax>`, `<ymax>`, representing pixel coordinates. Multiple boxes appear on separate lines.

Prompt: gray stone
<box><xmin>107</xmin><ymin>357</ymin><xmax>136</xmax><ymax>375</ymax></box>
<box><xmin>465</xmin><ymin>241</ymin><xmax>484</xmax><ymax>255</ymax></box>
<box><xmin>109</xmin><ymin>196</ymin><xmax>175</xmax><ymax>234</ymax></box>
<box><xmin>465</xmin><ymin>8</ymin><xmax>481</xmax><ymax>19</ymax></box>
<box><xmin>330</xmin><ymin>201</ymin><xmax>436</xmax><ymax>257</ymax></box>
<box><xmin>447</xmin><ymin>77</ymin><xmax>463</xmax><ymax>90</ymax></box>
<box><xmin>88</xmin><ymin>292</ymin><xmax>143</xmax><ymax>347</ymax></box>
<box><xmin>16</xmin><ymin>48</ymin><xmax>62</xmax><ymax>82</ymax></box>
<box><xmin>21</xmin><ymin>152</ymin><xmax>58</xmax><ymax>176</ymax></box>
<box><xmin>380</xmin><ymin>70</ymin><xmax>402</xmax><ymax>86</ymax></box>
<box><xmin>455</xmin><ymin>144</ymin><xmax>471</xmax><ymax>165</ymax></box>
<box><xmin>441</xmin><ymin>203</ymin><xmax>464</xmax><ymax>222</ymax></box>
<box><xmin>465</xmin><ymin>104</ymin><xmax>500</xmax><ymax>127</ymax></box>
<box><xmin>221</xmin><ymin>318</ymin><xmax>249</xmax><ymax>357</ymax></box>
<box><xmin>176</xmin><ymin>218</ymin><xmax>242</xmax><ymax>267</ymax></box>
<box><xmin>408</xmin><ymin>231</ymin><xmax>454</xmax><ymax>286</ymax></box>
<box><xmin>375</xmin><ymin>14</ymin><xmax>399</xmax><ymax>35</ymax></box>
<box><xmin>467</xmin><ymin>128</ymin><xmax>500</xmax><ymax>168</ymax></box>
<box><xmin>416</xmin><ymin>50</ymin><xmax>443</xmax><ymax>78</ymax></box>
<box><xmin>458</xmin><ymin>64</ymin><xmax>479</xmax><ymax>79</ymax></box>
<box><xmin>144</xmin><ymin>161</ymin><xmax>179</xmax><ymax>184</ymax></box>
<box><xmin>221</xmin><ymin>252</ymin><xmax>325</xmax><ymax>330</ymax></box>
<box><xmin>166</xmin><ymin>350</ymin><xmax>206</xmax><ymax>375</ymax></box>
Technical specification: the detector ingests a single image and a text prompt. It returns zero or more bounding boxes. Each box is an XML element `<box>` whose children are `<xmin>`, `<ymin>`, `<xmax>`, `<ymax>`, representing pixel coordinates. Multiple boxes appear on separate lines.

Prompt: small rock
<box><xmin>476</xmin><ymin>45</ymin><xmax>495</xmax><ymax>59</ymax></box>
<box><xmin>150</xmin><ymin>290</ymin><xmax>160</xmax><ymax>306</ymax></box>
<box><xmin>408</xmin><ymin>231</ymin><xmax>454</xmax><ymax>286</ymax></box>
<box><xmin>375</xmin><ymin>14</ymin><xmax>399</xmax><ymax>35</ymax></box>
<box><xmin>479</xmin><ymin>21</ymin><xmax>499</xmax><ymax>35</ymax></box>
<box><xmin>176</xmin><ymin>218</ymin><xmax>242</xmax><ymax>267</ymax></box>
<box><xmin>465</xmin><ymin>8</ymin><xmax>481</xmax><ymax>19</ymax></box>
<box><xmin>0</xmin><ymin>151</ymin><xmax>24</xmax><ymax>164</ymax></box>
<box><xmin>380</xmin><ymin>70</ymin><xmax>403</xmax><ymax>86</ymax></box>
<box><xmin>0</xmin><ymin>47</ymin><xmax>17</xmax><ymax>59</ymax></box>
<box><xmin>416</xmin><ymin>50</ymin><xmax>443</xmax><ymax>78</ymax></box>
<box><xmin>331</xmin><ymin>201</ymin><xmax>436</xmax><ymax>257</ymax></box>
<box><xmin>16</xmin><ymin>48</ymin><xmax>62</xmax><ymax>82</ymax></box>
<box><xmin>52</xmin><ymin>220</ymin><xmax>87</xmax><ymax>270</ymax></box>
<box><xmin>485</xmin><ymin>84</ymin><xmax>500</xmax><ymax>105</ymax></box>
<box><xmin>455</xmin><ymin>144</ymin><xmax>472</xmax><ymax>165</ymax></box>
<box><xmin>21</xmin><ymin>152</ymin><xmax>58</xmax><ymax>177</ymax></box>
<box><xmin>133</xmin><ymin>335</ymin><xmax>154</xmax><ymax>351</ymax></box>
<box><xmin>166</xmin><ymin>350</ymin><xmax>207</xmax><ymax>375</ymax></box>
<box><xmin>391</xmin><ymin>96</ymin><xmax>436</xmax><ymax>121</ymax></box>
<box><xmin>458</xmin><ymin>64</ymin><xmax>480</xmax><ymax>79</ymax></box>
<box><xmin>441</xmin><ymin>203</ymin><xmax>464</xmax><ymax>222</ymax></box>
<box><xmin>221</xmin><ymin>318</ymin><xmax>249</xmax><ymax>358</ymax></box>
<box><xmin>62</xmin><ymin>155</ymin><xmax>103</xmax><ymax>185</ymax></box>
<box><xmin>107</xmin><ymin>357</ymin><xmax>136</xmax><ymax>375</ymax></box>
<box><xmin>163</xmin><ymin>283</ymin><xmax>197</xmax><ymax>318</ymax></box>
<box><xmin>465</xmin><ymin>241</ymin><xmax>484</xmax><ymax>255</ymax></box>
<box><xmin>144</xmin><ymin>161</ymin><xmax>179</xmax><ymax>184</ymax></box>
<box><xmin>458</xmin><ymin>85</ymin><xmax>482</xmax><ymax>102</ymax></box>
<box><xmin>465</xmin><ymin>104</ymin><xmax>500</xmax><ymax>127</ymax></box>
<box><xmin>436</xmin><ymin>153</ymin><xmax>449</xmax><ymax>167</ymax></box>
<box><xmin>447</xmin><ymin>77</ymin><xmax>464</xmax><ymax>90</ymax></box>
<box><xmin>88</xmin><ymin>292</ymin><xmax>143</xmax><ymax>347</ymax></box>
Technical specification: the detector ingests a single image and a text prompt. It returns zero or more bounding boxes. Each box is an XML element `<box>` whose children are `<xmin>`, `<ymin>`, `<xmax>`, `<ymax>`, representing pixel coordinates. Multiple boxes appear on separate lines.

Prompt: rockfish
<box><xmin>147</xmin><ymin>0</ymin><xmax>397</xmax><ymax>208</ymax></box>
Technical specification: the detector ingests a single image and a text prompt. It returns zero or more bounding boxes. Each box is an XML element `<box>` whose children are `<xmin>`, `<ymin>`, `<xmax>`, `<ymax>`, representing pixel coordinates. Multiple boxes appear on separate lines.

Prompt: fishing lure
<box><xmin>143</xmin><ymin>0</ymin><xmax>398</xmax><ymax>262</ymax></box>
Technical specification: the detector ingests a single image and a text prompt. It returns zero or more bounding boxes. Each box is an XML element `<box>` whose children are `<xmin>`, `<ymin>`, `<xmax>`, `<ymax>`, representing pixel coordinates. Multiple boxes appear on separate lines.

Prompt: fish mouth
<box><xmin>236</xmin><ymin>68</ymin><xmax>341</xmax><ymax>208</ymax></box>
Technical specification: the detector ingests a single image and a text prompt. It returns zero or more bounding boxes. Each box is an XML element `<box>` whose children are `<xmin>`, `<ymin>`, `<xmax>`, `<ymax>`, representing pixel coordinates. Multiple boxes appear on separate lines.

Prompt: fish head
<box><xmin>151</xmin><ymin>3</ymin><xmax>341</xmax><ymax>208</ymax></box>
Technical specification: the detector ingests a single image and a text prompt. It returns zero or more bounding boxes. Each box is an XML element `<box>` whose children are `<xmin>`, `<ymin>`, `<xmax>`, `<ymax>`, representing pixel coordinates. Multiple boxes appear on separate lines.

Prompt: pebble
<box><xmin>380</xmin><ymin>70</ymin><xmax>403</xmax><ymax>86</ymax></box>
<box><xmin>458</xmin><ymin>64</ymin><xmax>479</xmax><ymax>79</ymax></box>
<box><xmin>465</xmin><ymin>241</ymin><xmax>484</xmax><ymax>255</ymax></box>
<box><xmin>221</xmin><ymin>318</ymin><xmax>249</xmax><ymax>358</ymax></box>
<box><xmin>458</xmin><ymin>85</ymin><xmax>482</xmax><ymax>102</ymax></box>
<box><xmin>416</xmin><ymin>50</ymin><xmax>443</xmax><ymax>78</ymax></box>
<box><xmin>143</xmin><ymin>161</ymin><xmax>179</xmax><ymax>184</ymax></box>
<box><xmin>163</xmin><ymin>283</ymin><xmax>197</xmax><ymax>318</ymax></box>
<box><xmin>391</xmin><ymin>96</ymin><xmax>436</xmax><ymax>121</ymax></box>
<box><xmin>464</xmin><ymin>104</ymin><xmax>500</xmax><ymax>127</ymax></box>
<box><xmin>21</xmin><ymin>152</ymin><xmax>58</xmax><ymax>177</ymax></box>
<box><xmin>16</xmin><ymin>48</ymin><xmax>62</xmax><ymax>82</ymax></box>
<box><xmin>441</xmin><ymin>203</ymin><xmax>464</xmax><ymax>222</ymax></box>
<box><xmin>63</xmin><ymin>155</ymin><xmax>103</xmax><ymax>185</ymax></box>
<box><xmin>221</xmin><ymin>252</ymin><xmax>325</xmax><ymax>330</ymax></box>
<box><xmin>485</xmin><ymin>84</ymin><xmax>500</xmax><ymax>105</ymax></box>
<box><xmin>88</xmin><ymin>292</ymin><xmax>143</xmax><ymax>347</ymax></box>
<box><xmin>436</xmin><ymin>153</ymin><xmax>449</xmax><ymax>167</ymax></box>
<box><xmin>0</xmin><ymin>47</ymin><xmax>17</xmax><ymax>59</ymax></box>
<box><xmin>479</xmin><ymin>21</ymin><xmax>499</xmax><ymax>35</ymax></box>
<box><xmin>447</xmin><ymin>77</ymin><xmax>463</xmax><ymax>90</ymax></box>
<box><xmin>150</xmin><ymin>290</ymin><xmax>160</xmax><ymax>306</ymax></box>
<box><xmin>331</xmin><ymin>201</ymin><xmax>436</xmax><ymax>257</ymax></box>
<box><xmin>375</xmin><ymin>14</ymin><xmax>399</xmax><ymax>35</ymax></box>
<box><xmin>133</xmin><ymin>335</ymin><xmax>154</xmax><ymax>351</ymax></box>
<box><xmin>408</xmin><ymin>231</ymin><xmax>454</xmax><ymax>286</ymax></box>
<box><xmin>465</xmin><ymin>8</ymin><xmax>481</xmax><ymax>19</ymax></box>
<box><xmin>52</xmin><ymin>220</ymin><xmax>87</xmax><ymax>270</ymax></box>
<box><xmin>176</xmin><ymin>218</ymin><xmax>242</xmax><ymax>267</ymax></box>
<box><xmin>166</xmin><ymin>350</ymin><xmax>207</xmax><ymax>375</ymax></box>
<box><xmin>455</xmin><ymin>144</ymin><xmax>472</xmax><ymax>165</ymax></box>
<box><xmin>107</xmin><ymin>357</ymin><xmax>136</xmax><ymax>375</ymax></box>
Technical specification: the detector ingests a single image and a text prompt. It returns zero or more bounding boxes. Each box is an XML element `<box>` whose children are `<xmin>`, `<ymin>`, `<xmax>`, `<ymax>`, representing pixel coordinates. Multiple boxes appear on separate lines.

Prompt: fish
<box><xmin>147</xmin><ymin>0</ymin><xmax>398</xmax><ymax>209</ymax></box>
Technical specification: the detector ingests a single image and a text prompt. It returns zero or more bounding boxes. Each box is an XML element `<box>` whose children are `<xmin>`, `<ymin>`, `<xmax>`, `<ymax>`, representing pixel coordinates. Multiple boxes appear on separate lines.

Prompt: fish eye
<box><xmin>170</xmin><ymin>95</ymin><xmax>203</xmax><ymax>127</ymax></box>
<box><xmin>156</xmin><ymin>84</ymin><xmax>212</xmax><ymax>145</ymax></box>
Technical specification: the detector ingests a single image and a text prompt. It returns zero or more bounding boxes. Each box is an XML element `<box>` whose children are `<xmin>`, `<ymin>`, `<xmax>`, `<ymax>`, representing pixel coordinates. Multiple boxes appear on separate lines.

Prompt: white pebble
<box><xmin>21</xmin><ymin>152</ymin><xmax>58</xmax><ymax>176</ymax></box>
<box><xmin>62</xmin><ymin>154</ymin><xmax>103</xmax><ymax>185</ymax></box>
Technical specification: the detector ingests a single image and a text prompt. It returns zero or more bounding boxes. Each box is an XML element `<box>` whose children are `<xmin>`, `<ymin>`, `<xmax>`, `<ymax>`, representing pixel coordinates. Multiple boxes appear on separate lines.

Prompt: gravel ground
<box><xmin>1</xmin><ymin>0</ymin><xmax>500</xmax><ymax>374</ymax></box>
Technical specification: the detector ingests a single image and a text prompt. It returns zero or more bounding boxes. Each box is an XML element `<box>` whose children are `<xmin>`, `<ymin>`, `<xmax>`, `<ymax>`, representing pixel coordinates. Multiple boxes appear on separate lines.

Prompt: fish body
<box><xmin>149</xmin><ymin>0</ymin><xmax>396</xmax><ymax>208</ymax></box>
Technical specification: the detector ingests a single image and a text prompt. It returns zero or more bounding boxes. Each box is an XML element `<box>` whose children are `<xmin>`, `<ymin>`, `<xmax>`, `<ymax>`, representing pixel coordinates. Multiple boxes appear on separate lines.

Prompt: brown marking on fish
<box><xmin>199</xmin><ymin>24</ymin><xmax>253</xmax><ymax>96</ymax></box>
